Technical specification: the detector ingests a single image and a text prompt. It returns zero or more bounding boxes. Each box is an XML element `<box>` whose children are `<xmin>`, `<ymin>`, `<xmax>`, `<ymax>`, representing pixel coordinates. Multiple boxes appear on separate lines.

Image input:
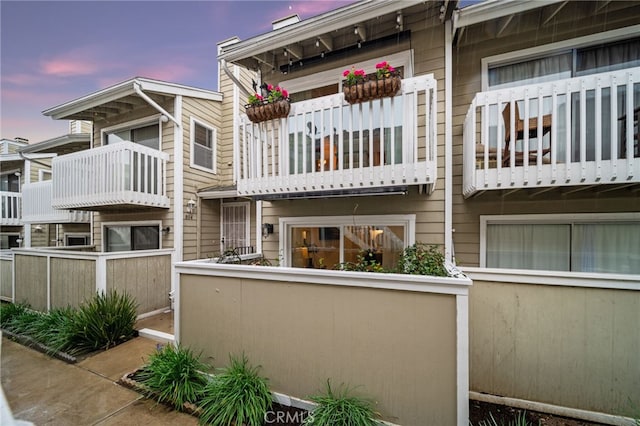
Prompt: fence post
<box><xmin>95</xmin><ymin>255</ymin><xmax>107</xmax><ymax>295</ymax></box>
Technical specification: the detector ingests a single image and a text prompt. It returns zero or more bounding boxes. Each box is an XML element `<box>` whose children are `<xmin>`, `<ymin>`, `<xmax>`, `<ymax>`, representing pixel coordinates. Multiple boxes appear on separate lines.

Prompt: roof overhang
<box><xmin>218</xmin><ymin>0</ymin><xmax>425</xmax><ymax>65</ymax></box>
<box><xmin>42</xmin><ymin>77</ymin><xmax>222</xmax><ymax>121</ymax></box>
<box><xmin>19</xmin><ymin>133</ymin><xmax>90</xmax><ymax>154</ymax></box>
<box><xmin>453</xmin><ymin>0</ymin><xmax>566</xmax><ymax>30</ymax></box>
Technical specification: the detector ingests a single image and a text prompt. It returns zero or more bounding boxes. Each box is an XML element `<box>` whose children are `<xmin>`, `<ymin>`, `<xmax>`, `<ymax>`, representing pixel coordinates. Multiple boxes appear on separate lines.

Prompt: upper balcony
<box><xmin>52</xmin><ymin>141</ymin><xmax>170</xmax><ymax>210</ymax></box>
<box><xmin>22</xmin><ymin>181</ymin><xmax>91</xmax><ymax>223</ymax></box>
<box><xmin>236</xmin><ymin>75</ymin><xmax>438</xmax><ymax>198</ymax></box>
<box><xmin>0</xmin><ymin>192</ymin><xmax>21</xmax><ymax>226</ymax></box>
<box><xmin>463</xmin><ymin>67</ymin><xmax>640</xmax><ymax>197</ymax></box>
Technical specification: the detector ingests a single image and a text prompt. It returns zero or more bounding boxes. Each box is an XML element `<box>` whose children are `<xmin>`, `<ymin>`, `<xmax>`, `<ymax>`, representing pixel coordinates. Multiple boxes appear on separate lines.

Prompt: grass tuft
<box><xmin>198</xmin><ymin>353</ymin><xmax>272</xmax><ymax>426</ymax></box>
<box><xmin>303</xmin><ymin>379</ymin><xmax>378</xmax><ymax>426</ymax></box>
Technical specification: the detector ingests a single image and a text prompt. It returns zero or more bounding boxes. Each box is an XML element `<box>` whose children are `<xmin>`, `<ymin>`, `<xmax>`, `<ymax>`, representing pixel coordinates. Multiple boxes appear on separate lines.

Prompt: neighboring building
<box><xmin>1</xmin><ymin>138</ymin><xmax>29</xmax><ymax>249</ymax></box>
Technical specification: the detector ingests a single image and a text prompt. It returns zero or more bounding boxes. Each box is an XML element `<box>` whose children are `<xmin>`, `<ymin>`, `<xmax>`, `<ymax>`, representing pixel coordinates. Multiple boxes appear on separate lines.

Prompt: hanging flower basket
<box><xmin>343</xmin><ymin>74</ymin><xmax>402</xmax><ymax>105</ymax></box>
<box><xmin>245</xmin><ymin>99</ymin><xmax>291</xmax><ymax>123</ymax></box>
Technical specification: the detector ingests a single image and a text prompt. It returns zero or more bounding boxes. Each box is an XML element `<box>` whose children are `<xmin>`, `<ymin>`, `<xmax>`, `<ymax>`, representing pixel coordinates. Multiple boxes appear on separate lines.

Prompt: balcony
<box><xmin>236</xmin><ymin>75</ymin><xmax>438</xmax><ymax>197</ymax></box>
<box><xmin>463</xmin><ymin>67</ymin><xmax>640</xmax><ymax>197</ymax></box>
<box><xmin>52</xmin><ymin>141</ymin><xmax>170</xmax><ymax>210</ymax></box>
<box><xmin>0</xmin><ymin>192</ymin><xmax>21</xmax><ymax>225</ymax></box>
<box><xmin>22</xmin><ymin>181</ymin><xmax>91</xmax><ymax>223</ymax></box>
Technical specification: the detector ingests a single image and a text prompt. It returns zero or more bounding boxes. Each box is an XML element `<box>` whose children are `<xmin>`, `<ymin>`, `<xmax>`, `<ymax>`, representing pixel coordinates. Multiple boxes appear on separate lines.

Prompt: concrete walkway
<box><xmin>1</xmin><ymin>335</ymin><xmax>198</xmax><ymax>425</ymax></box>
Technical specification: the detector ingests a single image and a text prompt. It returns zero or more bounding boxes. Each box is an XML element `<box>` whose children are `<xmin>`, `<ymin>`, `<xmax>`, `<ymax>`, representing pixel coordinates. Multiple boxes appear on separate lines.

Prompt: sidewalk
<box><xmin>1</xmin><ymin>334</ymin><xmax>198</xmax><ymax>425</ymax></box>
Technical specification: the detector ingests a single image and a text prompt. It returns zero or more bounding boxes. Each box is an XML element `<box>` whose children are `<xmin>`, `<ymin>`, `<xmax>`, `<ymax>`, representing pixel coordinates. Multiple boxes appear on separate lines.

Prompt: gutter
<box><xmin>221</xmin><ymin>59</ymin><xmax>253</xmax><ymax>99</ymax></box>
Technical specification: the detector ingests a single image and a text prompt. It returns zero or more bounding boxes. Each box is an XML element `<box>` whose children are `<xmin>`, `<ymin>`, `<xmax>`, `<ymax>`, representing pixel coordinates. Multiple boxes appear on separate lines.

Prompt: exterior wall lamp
<box><xmin>186</xmin><ymin>198</ymin><xmax>197</xmax><ymax>219</ymax></box>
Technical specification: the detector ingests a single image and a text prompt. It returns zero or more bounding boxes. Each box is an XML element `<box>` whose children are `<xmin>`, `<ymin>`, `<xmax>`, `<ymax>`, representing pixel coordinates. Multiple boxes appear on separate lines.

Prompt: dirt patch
<box><xmin>470</xmin><ymin>400</ymin><xmax>607</xmax><ymax>426</ymax></box>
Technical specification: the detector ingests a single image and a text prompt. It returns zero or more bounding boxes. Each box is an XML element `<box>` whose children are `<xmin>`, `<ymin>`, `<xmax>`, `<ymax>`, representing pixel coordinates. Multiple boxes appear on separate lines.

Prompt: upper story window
<box><xmin>39</xmin><ymin>170</ymin><xmax>52</xmax><ymax>181</ymax></box>
<box><xmin>487</xmin><ymin>36</ymin><xmax>640</xmax><ymax>89</ymax></box>
<box><xmin>104</xmin><ymin>118</ymin><xmax>161</xmax><ymax>150</ymax></box>
<box><xmin>0</xmin><ymin>172</ymin><xmax>20</xmax><ymax>192</ymax></box>
<box><xmin>190</xmin><ymin>118</ymin><xmax>216</xmax><ymax>173</ymax></box>
<box><xmin>281</xmin><ymin>215</ymin><xmax>415</xmax><ymax>270</ymax></box>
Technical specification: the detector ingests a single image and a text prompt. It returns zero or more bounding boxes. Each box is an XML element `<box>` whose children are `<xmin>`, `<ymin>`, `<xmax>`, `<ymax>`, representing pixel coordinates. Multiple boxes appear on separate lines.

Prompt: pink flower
<box><xmin>275</xmin><ymin>86</ymin><xmax>281</xmax><ymax>92</ymax></box>
<box><xmin>267</xmin><ymin>84</ymin><xmax>273</xmax><ymax>91</ymax></box>
<box><xmin>388</xmin><ymin>66</ymin><xmax>395</xmax><ymax>72</ymax></box>
<box><xmin>343</xmin><ymin>69</ymin><xmax>350</xmax><ymax>77</ymax></box>
<box><xmin>376</xmin><ymin>61</ymin><xmax>387</xmax><ymax>69</ymax></box>
<box><xmin>282</xmin><ymin>89</ymin><xmax>288</xmax><ymax>98</ymax></box>
<box><xmin>257</xmin><ymin>94</ymin><xmax>263</xmax><ymax>100</ymax></box>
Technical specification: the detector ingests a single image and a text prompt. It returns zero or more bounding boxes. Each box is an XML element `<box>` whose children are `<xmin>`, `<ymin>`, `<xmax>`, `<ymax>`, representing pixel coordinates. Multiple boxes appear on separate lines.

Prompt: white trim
<box><xmin>189</xmin><ymin>116</ymin><xmax>217</xmax><ymax>174</ymax></box>
<box><xmin>462</xmin><ymin>266</ymin><xmax>639</xmax><ymax>291</ymax></box>
<box><xmin>280</xmin><ymin>50</ymin><xmax>413</xmax><ymax>95</ymax></box>
<box><xmin>101</xmin><ymin>114</ymin><xmax>162</xmax><ymax>150</ymax></box>
<box><xmin>469</xmin><ymin>392</ymin><xmax>637</xmax><ymax>426</ymax></box>
<box><xmin>175</xmin><ymin>261</ymin><xmax>472</xmax><ymax>296</ymax></box>
<box><xmin>279</xmin><ymin>214</ymin><xmax>416</xmax><ymax>267</ymax></box>
<box><xmin>101</xmin><ymin>220</ymin><xmax>163</xmax><ymax>252</ymax></box>
<box><xmin>11</xmin><ymin>247</ymin><xmax>174</xmax><ymax>260</ymax></box>
<box><xmin>453</xmin><ymin>0</ymin><xmax>565</xmax><ymax>31</ymax></box>
<box><xmin>456</xmin><ymin>294</ymin><xmax>469</xmax><ymax>426</ymax></box>
<box><xmin>480</xmin><ymin>24</ymin><xmax>640</xmax><ymax>90</ymax></box>
<box><xmin>38</xmin><ymin>169</ymin><xmax>52</xmax><ymax>182</ymax></box>
<box><xmin>95</xmin><ymin>255</ymin><xmax>106</xmax><ymax>294</ymax></box>
<box><xmin>256</xmin><ymin>200</ymin><xmax>263</xmax><ymax>254</ymax></box>
<box><xmin>444</xmin><ymin>20</ymin><xmax>453</xmax><ymax>263</ymax></box>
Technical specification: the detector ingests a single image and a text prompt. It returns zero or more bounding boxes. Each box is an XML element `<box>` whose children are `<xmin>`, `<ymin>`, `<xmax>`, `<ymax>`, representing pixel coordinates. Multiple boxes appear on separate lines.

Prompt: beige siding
<box><xmin>451</xmin><ymin>3</ymin><xmax>640</xmax><ymax>267</ymax></box>
<box><xmin>0</xmin><ymin>257</ymin><xmax>12</xmax><ymax>300</ymax></box>
<box><xmin>470</xmin><ymin>280</ymin><xmax>640</xmax><ymax>417</ymax></box>
<box><xmin>198</xmin><ymin>198</ymin><xmax>222</xmax><ymax>258</ymax></box>
<box><xmin>50</xmin><ymin>258</ymin><xmax>96</xmax><ymax>309</ymax></box>
<box><xmin>30</xmin><ymin>224</ymin><xmax>54</xmax><ymax>247</ymax></box>
<box><xmin>14</xmin><ymin>254</ymin><xmax>47</xmax><ymax>311</ymax></box>
<box><xmin>106</xmin><ymin>254</ymin><xmax>171</xmax><ymax>314</ymax></box>
<box><xmin>180</xmin><ymin>273</ymin><xmax>458</xmax><ymax>426</ymax></box>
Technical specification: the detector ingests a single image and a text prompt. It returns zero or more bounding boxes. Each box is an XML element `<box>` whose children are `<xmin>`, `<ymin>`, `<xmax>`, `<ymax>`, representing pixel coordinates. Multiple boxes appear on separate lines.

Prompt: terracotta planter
<box><xmin>343</xmin><ymin>74</ymin><xmax>402</xmax><ymax>105</ymax></box>
<box><xmin>245</xmin><ymin>99</ymin><xmax>290</xmax><ymax>123</ymax></box>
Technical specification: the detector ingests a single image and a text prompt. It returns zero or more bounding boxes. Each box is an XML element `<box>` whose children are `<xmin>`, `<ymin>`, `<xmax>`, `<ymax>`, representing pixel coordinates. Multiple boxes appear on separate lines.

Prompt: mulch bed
<box><xmin>470</xmin><ymin>399</ymin><xmax>607</xmax><ymax>426</ymax></box>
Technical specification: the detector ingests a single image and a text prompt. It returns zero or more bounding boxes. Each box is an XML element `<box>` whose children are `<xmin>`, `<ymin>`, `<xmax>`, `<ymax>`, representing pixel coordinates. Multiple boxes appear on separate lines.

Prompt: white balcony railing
<box><xmin>463</xmin><ymin>67</ymin><xmax>640</xmax><ymax>197</ymax></box>
<box><xmin>22</xmin><ymin>181</ymin><xmax>91</xmax><ymax>223</ymax></box>
<box><xmin>0</xmin><ymin>191</ymin><xmax>21</xmax><ymax>225</ymax></box>
<box><xmin>52</xmin><ymin>141</ymin><xmax>170</xmax><ymax>209</ymax></box>
<box><xmin>237</xmin><ymin>74</ymin><xmax>438</xmax><ymax>197</ymax></box>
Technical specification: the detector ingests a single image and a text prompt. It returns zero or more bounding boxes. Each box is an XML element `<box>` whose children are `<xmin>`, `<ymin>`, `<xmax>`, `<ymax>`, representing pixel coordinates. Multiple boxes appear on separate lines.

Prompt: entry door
<box><xmin>220</xmin><ymin>202</ymin><xmax>249</xmax><ymax>253</ymax></box>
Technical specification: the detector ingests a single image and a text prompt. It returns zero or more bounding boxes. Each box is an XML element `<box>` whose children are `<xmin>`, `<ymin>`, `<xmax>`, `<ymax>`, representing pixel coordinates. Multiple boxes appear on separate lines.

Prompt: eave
<box><xmin>19</xmin><ymin>133</ymin><xmax>90</xmax><ymax>154</ymax></box>
<box><xmin>453</xmin><ymin>0</ymin><xmax>565</xmax><ymax>30</ymax></box>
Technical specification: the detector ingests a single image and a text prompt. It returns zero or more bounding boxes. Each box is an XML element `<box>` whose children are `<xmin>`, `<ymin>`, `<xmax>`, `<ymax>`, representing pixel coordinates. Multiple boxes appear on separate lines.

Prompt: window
<box><xmin>0</xmin><ymin>172</ymin><xmax>20</xmax><ymax>192</ymax></box>
<box><xmin>104</xmin><ymin>224</ymin><xmax>160</xmax><ymax>252</ymax></box>
<box><xmin>65</xmin><ymin>234</ymin><xmax>90</xmax><ymax>246</ymax></box>
<box><xmin>0</xmin><ymin>234</ymin><xmax>20</xmax><ymax>249</ymax></box>
<box><xmin>104</xmin><ymin>119</ymin><xmax>160</xmax><ymax>150</ymax></box>
<box><xmin>221</xmin><ymin>202</ymin><xmax>249</xmax><ymax>253</ymax></box>
<box><xmin>190</xmin><ymin>118</ymin><xmax>216</xmax><ymax>172</ymax></box>
<box><xmin>482</xmin><ymin>214</ymin><xmax>640</xmax><ymax>275</ymax></box>
<box><xmin>281</xmin><ymin>215</ymin><xmax>415</xmax><ymax>269</ymax></box>
<box><xmin>39</xmin><ymin>170</ymin><xmax>52</xmax><ymax>181</ymax></box>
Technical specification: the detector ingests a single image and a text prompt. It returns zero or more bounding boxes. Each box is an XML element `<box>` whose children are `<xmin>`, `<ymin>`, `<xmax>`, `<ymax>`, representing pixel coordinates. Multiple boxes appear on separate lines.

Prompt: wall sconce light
<box><xmin>34</xmin><ymin>225</ymin><xmax>43</xmax><ymax>233</ymax></box>
<box><xmin>14</xmin><ymin>171</ymin><xmax>21</xmax><ymax>177</ymax></box>
<box><xmin>262</xmin><ymin>223</ymin><xmax>274</xmax><ymax>238</ymax></box>
<box><xmin>283</xmin><ymin>48</ymin><xmax>288</xmax><ymax>57</ymax></box>
<box><xmin>186</xmin><ymin>198</ymin><xmax>197</xmax><ymax>219</ymax></box>
<box><xmin>162</xmin><ymin>226</ymin><xmax>171</xmax><ymax>235</ymax></box>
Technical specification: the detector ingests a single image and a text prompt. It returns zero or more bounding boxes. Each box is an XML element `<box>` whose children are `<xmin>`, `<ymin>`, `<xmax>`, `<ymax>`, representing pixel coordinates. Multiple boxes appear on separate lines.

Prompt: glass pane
<box><xmin>195</xmin><ymin>144</ymin><xmax>214</xmax><ymax>170</ymax></box>
<box><xmin>572</xmin><ymin>222</ymin><xmax>640</xmax><ymax>274</ymax></box>
<box><xmin>290</xmin><ymin>227</ymin><xmax>340</xmax><ymax>269</ymax></box>
<box><xmin>222</xmin><ymin>204</ymin><xmax>248</xmax><ymax>251</ymax></box>
<box><xmin>488</xmin><ymin>53</ymin><xmax>572</xmax><ymax>89</ymax></box>
<box><xmin>194</xmin><ymin>123</ymin><xmax>212</xmax><ymax>149</ymax></box>
<box><xmin>106</xmin><ymin>129</ymin><xmax>130</xmax><ymax>145</ymax></box>
<box><xmin>486</xmin><ymin>224</ymin><xmax>570</xmax><ymax>271</ymax></box>
<box><xmin>1</xmin><ymin>235</ymin><xmax>20</xmax><ymax>249</ymax></box>
<box><xmin>576</xmin><ymin>37</ymin><xmax>640</xmax><ymax>75</ymax></box>
<box><xmin>344</xmin><ymin>225</ymin><xmax>404</xmax><ymax>270</ymax></box>
<box><xmin>106</xmin><ymin>226</ymin><xmax>131</xmax><ymax>252</ymax></box>
<box><xmin>132</xmin><ymin>124</ymin><xmax>159</xmax><ymax>150</ymax></box>
<box><xmin>133</xmin><ymin>226</ymin><xmax>159</xmax><ymax>250</ymax></box>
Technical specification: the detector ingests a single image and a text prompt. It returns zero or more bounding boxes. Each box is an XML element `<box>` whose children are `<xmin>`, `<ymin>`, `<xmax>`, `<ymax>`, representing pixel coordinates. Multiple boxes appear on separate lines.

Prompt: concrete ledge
<box><xmin>137</xmin><ymin>328</ymin><xmax>174</xmax><ymax>344</ymax></box>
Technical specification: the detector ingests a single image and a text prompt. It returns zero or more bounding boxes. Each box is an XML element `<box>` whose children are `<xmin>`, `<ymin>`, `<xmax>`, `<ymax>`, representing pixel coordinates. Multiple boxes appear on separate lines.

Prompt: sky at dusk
<box><xmin>0</xmin><ymin>0</ymin><xmax>354</xmax><ymax>143</ymax></box>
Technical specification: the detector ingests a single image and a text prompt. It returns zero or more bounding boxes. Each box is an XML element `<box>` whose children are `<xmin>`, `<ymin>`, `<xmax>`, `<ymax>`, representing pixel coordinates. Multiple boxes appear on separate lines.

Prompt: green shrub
<box><xmin>395</xmin><ymin>243</ymin><xmax>448</xmax><ymax>277</ymax></box>
<box><xmin>334</xmin><ymin>250</ymin><xmax>384</xmax><ymax>273</ymax></box>
<box><xmin>69</xmin><ymin>290</ymin><xmax>138</xmax><ymax>352</ymax></box>
<box><xmin>137</xmin><ymin>344</ymin><xmax>209</xmax><ymax>410</ymax></box>
<box><xmin>0</xmin><ymin>302</ymin><xmax>30</xmax><ymax>328</ymax></box>
<box><xmin>31</xmin><ymin>307</ymin><xmax>78</xmax><ymax>354</ymax></box>
<box><xmin>303</xmin><ymin>380</ymin><xmax>378</xmax><ymax>426</ymax></box>
<box><xmin>198</xmin><ymin>353</ymin><xmax>272</xmax><ymax>426</ymax></box>
<box><xmin>6</xmin><ymin>309</ymin><xmax>42</xmax><ymax>336</ymax></box>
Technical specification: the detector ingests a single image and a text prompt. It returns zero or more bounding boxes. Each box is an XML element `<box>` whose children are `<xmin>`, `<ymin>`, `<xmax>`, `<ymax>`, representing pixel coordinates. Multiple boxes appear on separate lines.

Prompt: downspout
<box><xmin>23</xmin><ymin>160</ymin><xmax>31</xmax><ymax>248</ymax></box>
<box><xmin>221</xmin><ymin>59</ymin><xmax>253</xmax><ymax>99</ymax></box>
<box><xmin>133</xmin><ymin>82</ymin><xmax>181</xmax><ymax>126</ymax></box>
<box><xmin>445</xmin><ymin>19</ymin><xmax>454</xmax><ymax>264</ymax></box>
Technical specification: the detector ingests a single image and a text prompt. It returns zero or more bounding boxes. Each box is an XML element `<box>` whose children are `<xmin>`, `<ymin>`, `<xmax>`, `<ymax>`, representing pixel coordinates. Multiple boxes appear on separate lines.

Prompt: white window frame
<box><xmin>279</xmin><ymin>214</ymin><xmax>416</xmax><ymax>267</ymax></box>
<box><xmin>480</xmin><ymin>212</ymin><xmax>640</xmax><ymax>274</ymax></box>
<box><xmin>0</xmin><ymin>169</ymin><xmax>21</xmax><ymax>192</ymax></box>
<box><xmin>101</xmin><ymin>220</ymin><xmax>163</xmax><ymax>252</ymax></box>
<box><xmin>38</xmin><ymin>169</ymin><xmax>52</xmax><ymax>181</ymax></box>
<box><xmin>64</xmin><ymin>233</ymin><xmax>91</xmax><ymax>246</ymax></box>
<box><xmin>101</xmin><ymin>114</ymin><xmax>163</xmax><ymax>150</ymax></box>
<box><xmin>279</xmin><ymin>50</ymin><xmax>414</xmax><ymax>96</ymax></box>
<box><xmin>481</xmin><ymin>24</ymin><xmax>640</xmax><ymax>90</ymax></box>
<box><xmin>0</xmin><ymin>232</ymin><xmax>21</xmax><ymax>250</ymax></box>
<box><xmin>190</xmin><ymin>117</ymin><xmax>217</xmax><ymax>174</ymax></box>
<box><xmin>220</xmin><ymin>201</ymin><xmax>250</xmax><ymax>253</ymax></box>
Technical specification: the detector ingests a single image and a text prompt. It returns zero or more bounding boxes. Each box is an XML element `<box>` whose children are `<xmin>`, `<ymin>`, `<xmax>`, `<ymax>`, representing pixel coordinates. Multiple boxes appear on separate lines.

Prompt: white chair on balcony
<box><xmin>502</xmin><ymin>103</ymin><xmax>552</xmax><ymax>166</ymax></box>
